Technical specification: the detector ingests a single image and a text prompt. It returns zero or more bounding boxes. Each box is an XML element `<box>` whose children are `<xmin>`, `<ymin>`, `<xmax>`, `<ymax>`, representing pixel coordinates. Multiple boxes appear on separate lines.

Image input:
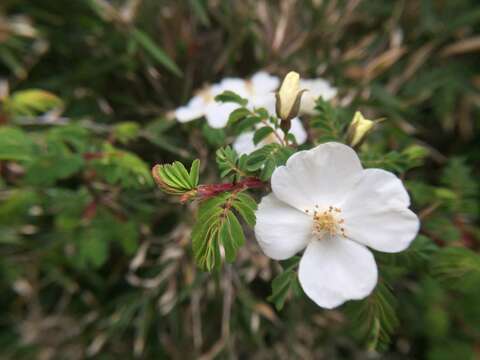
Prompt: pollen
<box><xmin>305</xmin><ymin>205</ymin><xmax>346</xmax><ymax>239</ymax></box>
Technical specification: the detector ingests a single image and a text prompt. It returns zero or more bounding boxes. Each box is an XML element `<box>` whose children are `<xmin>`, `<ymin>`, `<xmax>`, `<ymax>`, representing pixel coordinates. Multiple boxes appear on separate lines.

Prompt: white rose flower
<box><xmin>254</xmin><ymin>142</ymin><xmax>420</xmax><ymax>309</ymax></box>
<box><xmin>233</xmin><ymin>118</ymin><xmax>308</xmax><ymax>155</ymax></box>
<box><xmin>299</xmin><ymin>78</ymin><xmax>337</xmax><ymax>115</ymax></box>
<box><xmin>175</xmin><ymin>80</ymin><xmax>241</xmax><ymax>129</ymax></box>
<box><xmin>175</xmin><ymin>72</ymin><xmax>279</xmax><ymax>129</ymax></box>
<box><xmin>245</xmin><ymin>71</ymin><xmax>279</xmax><ymax>109</ymax></box>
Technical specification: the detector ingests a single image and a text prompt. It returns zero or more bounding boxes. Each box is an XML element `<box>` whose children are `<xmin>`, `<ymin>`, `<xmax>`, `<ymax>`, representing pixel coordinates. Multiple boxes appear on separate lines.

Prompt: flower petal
<box><xmin>233</xmin><ymin>132</ymin><xmax>257</xmax><ymax>155</ymax></box>
<box><xmin>342</xmin><ymin>169</ymin><xmax>420</xmax><ymax>253</ymax></box>
<box><xmin>271</xmin><ymin>142</ymin><xmax>363</xmax><ymax>210</ymax></box>
<box><xmin>250</xmin><ymin>71</ymin><xmax>279</xmax><ymax>94</ymax></box>
<box><xmin>299</xmin><ymin>78</ymin><xmax>337</xmax><ymax>115</ymax></box>
<box><xmin>299</xmin><ymin>237</ymin><xmax>378</xmax><ymax>309</ymax></box>
<box><xmin>290</xmin><ymin>118</ymin><xmax>307</xmax><ymax>145</ymax></box>
<box><xmin>254</xmin><ymin>193</ymin><xmax>311</xmax><ymax>260</ymax></box>
<box><xmin>175</xmin><ymin>96</ymin><xmax>205</xmax><ymax>122</ymax></box>
<box><xmin>205</xmin><ymin>102</ymin><xmax>239</xmax><ymax>129</ymax></box>
<box><xmin>220</xmin><ymin>77</ymin><xmax>248</xmax><ymax>97</ymax></box>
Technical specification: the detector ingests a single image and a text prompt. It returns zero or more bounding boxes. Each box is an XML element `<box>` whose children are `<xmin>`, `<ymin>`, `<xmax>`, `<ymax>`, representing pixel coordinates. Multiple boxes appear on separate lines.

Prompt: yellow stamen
<box><xmin>305</xmin><ymin>205</ymin><xmax>347</xmax><ymax>239</ymax></box>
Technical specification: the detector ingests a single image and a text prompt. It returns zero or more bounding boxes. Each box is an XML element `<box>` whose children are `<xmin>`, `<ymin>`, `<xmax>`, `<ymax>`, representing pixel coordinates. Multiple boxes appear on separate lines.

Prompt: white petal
<box><xmin>300</xmin><ymin>79</ymin><xmax>337</xmax><ymax>115</ymax></box>
<box><xmin>299</xmin><ymin>237</ymin><xmax>378</xmax><ymax>309</ymax></box>
<box><xmin>254</xmin><ymin>193</ymin><xmax>311</xmax><ymax>260</ymax></box>
<box><xmin>250</xmin><ymin>92</ymin><xmax>276</xmax><ymax>113</ymax></box>
<box><xmin>271</xmin><ymin>142</ymin><xmax>363</xmax><ymax>210</ymax></box>
<box><xmin>233</xmin><ymin>132</ymin><xmax>257</xmax><ymax>155</ymax></box>
<box><xmin>204</xmin><ymin>102</ymin><xmax>239</xmax><ymax>129</ymax></box>
<box><xmin>342</xmin><ymin>169</ymin><xmax>420</xmax><ymax>253</ymax></box>
<box><xmin>219</xmin><ymin>78</ymin><xmax>248</xmax><ymax>97</ymax></box>
<box><xmin>289</xmin><ymin>118</ymin><xmax>308</xmax><ymax>145</ymax></box>
<box><xmin>250</xmin><ymin>71</ymin><xmax>279</xmax><ymax>94</ymax></box>
<box><xmin>175</xmin><ymin>96</ymin><xmax>205</xmax><ymax>122</ymax></box>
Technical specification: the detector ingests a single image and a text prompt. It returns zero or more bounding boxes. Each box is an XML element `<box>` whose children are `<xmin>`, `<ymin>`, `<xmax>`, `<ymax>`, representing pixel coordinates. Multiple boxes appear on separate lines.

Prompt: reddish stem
<box><xmin>196</xmin><ymin>177</ymin><xmax>266</xmax><ymax>199</ymax></box>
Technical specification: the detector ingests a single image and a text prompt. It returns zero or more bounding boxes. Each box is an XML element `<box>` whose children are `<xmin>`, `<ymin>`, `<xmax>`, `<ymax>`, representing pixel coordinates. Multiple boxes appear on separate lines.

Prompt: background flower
<box><xmin>175</xmin><ymin>72</ymin><xmax>279</xmax><ymax>128</ymax></box>
<box><xmin>300</xmin><ymin>78</ymin><xmax>337</xmax><ymax>115</ymax></box>
<box><xmin>233</xmin><ymin>118</ymin><xmax>307</xmax><ymax>155</ymax></box>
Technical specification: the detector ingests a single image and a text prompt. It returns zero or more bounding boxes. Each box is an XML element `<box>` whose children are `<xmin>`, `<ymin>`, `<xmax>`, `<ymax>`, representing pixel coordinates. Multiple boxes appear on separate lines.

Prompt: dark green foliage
<box><xmin>216</xmin><ymin>146</ymin><xmax>249</xmax><ymax>181</ymax></box>
<box><xmin>246</xmin><ymin>143</ymin><xmax>295</xmax><ymax>180</ymax></box>
<box><xmin>1</xmin><ymin>0</ymin><xmax>479</xmax><ymax>358</ymax></box>
<box><xmin>345</xmin><ymin>283</ymin><xmax>399</xmax><ymax>351</ymax></box>
<box><xmin>191</xmin><ymin>191</ymin><xmax>256</xmax><ymax>271</ymax></box>
<box><xmin>310</xmin><ymin>98</ymin><xmax>349</xmax><ymax>143</ymax></box>
<box><xmin>268</xmin><ymin>256</ymin><xmax>302</xmax><ymax>310</ymax></box>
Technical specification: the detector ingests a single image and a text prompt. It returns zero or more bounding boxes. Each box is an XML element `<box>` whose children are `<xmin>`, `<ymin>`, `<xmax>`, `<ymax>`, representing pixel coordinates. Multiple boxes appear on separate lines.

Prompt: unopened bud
<box><xmin>347</xmin><ymin>111</ymin><xmax>376</xmax><ymax>147</ymax></box>
<box><xmin>275</xmin><ymin>71</ymin><xmax>305</xmax><ymax>123</ymax></box>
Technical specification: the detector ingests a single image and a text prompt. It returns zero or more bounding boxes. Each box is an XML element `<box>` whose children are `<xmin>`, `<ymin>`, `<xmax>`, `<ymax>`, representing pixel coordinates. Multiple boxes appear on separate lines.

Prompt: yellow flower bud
<box><xmin>347</xmin><ymin>111</ymin><xmax>376</xmax><ymax>147</ymax></box>
<box><xmin>275</xmin><ymin>71</ymin><xmax>305</xmax><ymax>122</ymax></box>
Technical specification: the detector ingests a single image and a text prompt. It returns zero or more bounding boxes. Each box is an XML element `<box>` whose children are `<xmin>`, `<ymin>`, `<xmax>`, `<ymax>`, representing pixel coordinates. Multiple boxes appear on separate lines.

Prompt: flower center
<box><xmin>245</xmin><ymin>80</ymin><xmax>254</xmax><ymax>95</ymax></box>
<box><xmin>305</xmin><ymin>205</ymin><xmax>346</xmax><ymax>239</ymax></box>
<box><xmin>198</xmin><ymin>87</ymin><xmax>213</xmax><ymax>103</ymax></box>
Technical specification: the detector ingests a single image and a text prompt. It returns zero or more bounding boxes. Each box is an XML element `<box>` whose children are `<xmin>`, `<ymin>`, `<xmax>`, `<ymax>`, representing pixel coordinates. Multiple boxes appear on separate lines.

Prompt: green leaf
<box><xmin>267</xmin><ymin>256</ymin><xmax>301</xmax><ymax>310</ymax></box>
<box><xmin>3</xmin><ymin>89</ymin><xmax>63</xmax><ymax>117</ymax></box>
<box><xmin>232</xmin><ymin>192</ymin><xmax>257</xmax><ymax>227</ymax></box>
<box><xmin>253</xmin><ymin>126</ymin><xmax>274</xmax><ymax>145</ymax></box>
<box><xmin>0</xmin><ymin>126</ymin><xmax>35</xmax><ymax>161</ymax></box>
<box><xmin>228</xmin><ymin>107</ymin><xmax>251</xmax><ymax>125</ymax></box>
<box><xmin>114</xmin><ymin>122</ymin><xmax>141</xmax><ymax>144</ymax></box>
<box><xmin>216</xmin><ymin>146</ymin><xmax>249</xmax><ymax>181</ymax></box>
<box><xmin>189</xmin><ymin>0</ymin><xmax>210</xmax><ymax>26</ymax></box>
<box><xmin>131</xmin><ymin>28</ymin><xmax>182</xmax><ymax>77</ymax></box>
<box><xmin>310</xmin><ymin>97</ymin><xmax>348</xmax><ymax>143</ymax></box>
<box><xmin>431</xmin><ymin>247</ymin><xmax>480</xmax><ymax>292</ymax></box>
<box><xmin>191</xmin><ymin>192</ymin><xmax>250</xmax><ymax>271</ymax></box>
<box><xmin>202</xmin><ymin>123</ymin><xmax>226</xmax><ymax>147</ymax></box>
<box><xmin>189</xmin><ymin>159</ymin><xmax>200</xmax><ymax>187</ymax></box>
<box><xmin>233</xmin><ymin>116</ymin><xmax>261</xmax><ymax>134</ymax></box>
<box><xmin>246</xmin><ymin>143</ymin><xmax>294</xmax><ymax>180</ymax></box>
<box><xmin>345</xmin><ymin>282</ymin><xmax>399</xmax><ymax>351</ymax></box>
<box><xmin>152</xmin><ymin>159</ymin><xmax>200</xmax><ymax>195</ymax></box>
<box><xmin>92</xmin><ymin>144</ymin><xmax>153</xmax><ymax>189</ymax></box>
<box><xmin>214</xmin><ymin>90</ymin><xmax>248</xmax><ymax>106</ymax></box>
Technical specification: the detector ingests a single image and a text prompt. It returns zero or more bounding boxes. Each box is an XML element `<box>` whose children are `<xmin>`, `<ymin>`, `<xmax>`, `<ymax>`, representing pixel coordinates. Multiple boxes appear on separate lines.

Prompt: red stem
<box><xmin>196</xmin><ymin>177</ymin><xmax>266</xmax><ymax>199</ymax></box>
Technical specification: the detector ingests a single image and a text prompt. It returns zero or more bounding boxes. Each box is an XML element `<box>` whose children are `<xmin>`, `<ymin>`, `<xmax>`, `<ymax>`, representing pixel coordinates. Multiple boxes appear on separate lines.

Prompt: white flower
<box><xmin>245</xmin><ymin>72</ymin><xmax>279</xmax><ymax>108</ymax></box>
<box><xmin>175</xmin><ymin>72</ymin><xmax>279</xmax><ymax>129</ymax></box>
<box><xmin>299</xmin><ymin>78</ymin><xmax>337</xmax><ymax>115</ymax></box>
<box><xmin>233</xmin><ymin>118</ymin><xmax>308</xmax><ymax>155</ymax></box>
<box><xmin>175</xmin><ymin>81</ymin><xmax>240</xmax><ymax>129</ymax></box>
<box><xmin>254</xmin><ymin>142</ymin><xmax>420</xmax><ymax>309</ymax></box>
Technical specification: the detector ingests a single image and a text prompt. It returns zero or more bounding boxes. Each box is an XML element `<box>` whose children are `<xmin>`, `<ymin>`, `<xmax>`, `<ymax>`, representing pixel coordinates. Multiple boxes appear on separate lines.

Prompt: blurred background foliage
<box><xmin>0</xmin><ymin>0</ymin><xmax>479</xmax><ymax>359</ymax></box>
